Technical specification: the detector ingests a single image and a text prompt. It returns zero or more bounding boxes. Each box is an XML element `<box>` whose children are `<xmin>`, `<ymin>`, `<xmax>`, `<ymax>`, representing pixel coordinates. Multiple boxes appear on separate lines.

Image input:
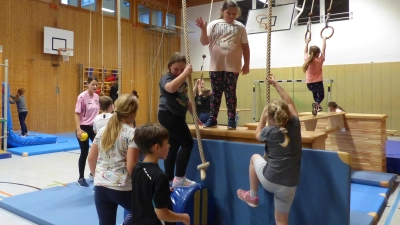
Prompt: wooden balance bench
<box><xmin>244</xmin><ymin>112</ymin><xmax>346</xmax><ymax>134</ymax></box>
<box><xmin>188</xmin><ymin>125</ymin><xmax>327</xmax><ymax>150</ymax></box>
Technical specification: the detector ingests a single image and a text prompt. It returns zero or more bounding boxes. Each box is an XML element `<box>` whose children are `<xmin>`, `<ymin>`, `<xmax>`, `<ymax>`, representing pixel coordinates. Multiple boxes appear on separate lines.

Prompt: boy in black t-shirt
<box><xmin>132</xmin><ymin>123</ymin><xmax>190</xmax><ymax>225</ymax></box>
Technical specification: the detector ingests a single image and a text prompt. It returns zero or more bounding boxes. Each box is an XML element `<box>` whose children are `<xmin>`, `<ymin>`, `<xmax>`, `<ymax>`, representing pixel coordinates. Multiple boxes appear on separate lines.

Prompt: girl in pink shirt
<box><xmin>303</xmin><ymin>37</ymin><xmax>327</xmax><ymax>116</ymax></box>
<box><xmin>74</xmin><ymin>76</ymin><xmax>100</xmax><ymax>187</ymax></box>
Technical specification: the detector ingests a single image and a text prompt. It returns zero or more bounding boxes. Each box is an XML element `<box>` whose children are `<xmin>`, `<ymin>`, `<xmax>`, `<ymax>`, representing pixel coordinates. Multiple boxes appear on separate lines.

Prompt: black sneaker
<box><xmin>77</xmin><ymin>178</ymin><xmax>89</xmax><ymax>187</ymax></box>
<box><xmin>227</xmin><ymin>120</ymin><xmax>237</xmax><ymax>130</ymax></box>
<box><xmin>312</xmin><ymin>103</ymin><xmax>318</xmax><ymax>116</ymax></box>
<box><xmin>203</xmin><ymin>118</ymin><xmax>218</xmax><ymax>128</ymax></box>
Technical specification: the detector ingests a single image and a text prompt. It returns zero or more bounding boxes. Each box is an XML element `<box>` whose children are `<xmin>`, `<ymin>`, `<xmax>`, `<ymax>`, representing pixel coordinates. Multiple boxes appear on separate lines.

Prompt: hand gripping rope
<box><xmin>264</xmin><ymin>0</ymin><xmax>273</xmax><ymax>160</ymax></box>
<box><xmin>182</xmin><ymin>0</ymin><xmax>210</xmax><ymax>180</ymax></box>
<box><xmin>320</xmin><ymin>0</ymin><xmax>334</xmax><ymax>39</ymax></box>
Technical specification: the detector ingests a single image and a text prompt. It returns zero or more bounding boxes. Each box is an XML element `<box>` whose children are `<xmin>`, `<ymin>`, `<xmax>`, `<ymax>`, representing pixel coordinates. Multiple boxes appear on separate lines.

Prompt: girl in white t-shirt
<box><xmin>196</xmin><ymin>0</ymin><xmax>250</xmax><ymax>130</ymax></box>
<box><xmin>88</xmin><ymin>94</ymin><xmax>139</xmax><ymax>225</ymax></box>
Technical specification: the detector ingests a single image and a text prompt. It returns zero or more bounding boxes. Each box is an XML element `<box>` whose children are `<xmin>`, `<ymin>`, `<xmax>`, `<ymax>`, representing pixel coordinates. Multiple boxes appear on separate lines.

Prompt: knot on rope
<box><xmin>197</xmin><ymin>162</ymin><xmax>210</xmax><ymax>170</ymax></box>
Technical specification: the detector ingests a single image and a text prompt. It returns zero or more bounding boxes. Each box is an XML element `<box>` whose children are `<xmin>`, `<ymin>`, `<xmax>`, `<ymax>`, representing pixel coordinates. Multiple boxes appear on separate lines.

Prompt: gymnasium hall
<box><xmin>0</xmin><ymin>0</ymin><xmax>399</xmax><ymax>224</ymax></box>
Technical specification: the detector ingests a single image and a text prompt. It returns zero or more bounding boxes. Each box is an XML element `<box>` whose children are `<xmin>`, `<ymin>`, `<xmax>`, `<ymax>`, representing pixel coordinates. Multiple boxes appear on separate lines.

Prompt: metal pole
<box><xmin>3</xmin><ymin>60</ymin><xmax>8</xmax><ymax>152</ymax></box>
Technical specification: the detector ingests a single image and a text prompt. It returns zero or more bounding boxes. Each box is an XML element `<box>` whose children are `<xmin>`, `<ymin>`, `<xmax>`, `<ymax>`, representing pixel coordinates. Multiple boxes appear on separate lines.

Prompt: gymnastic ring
<box><xmin>320</xmin><ymin>26</ymin><xmax>334</xmax><ymax>39</ymax></box>
<box><xmin>304</xmin><ymin>31</ymin><xmax>311</xmax><ymax>43</ymax></box>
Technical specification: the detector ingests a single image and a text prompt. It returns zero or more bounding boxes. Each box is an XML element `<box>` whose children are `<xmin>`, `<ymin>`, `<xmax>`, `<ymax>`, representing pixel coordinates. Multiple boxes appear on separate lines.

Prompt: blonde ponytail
<box><xmin>101</xmin><ymin>94</ymin><xmax>139</xmax><ymax>152</ymax></box>
<box><xmin>302</xmin><ymin>52</ymin><xmax>314</xmax><ymax>73</ymax></box>
<box><xmin>267</xmin><ymin>100</ymin><xmax>291</xmax><ymax>148</ymax></box>
<box><xmin>302</xmin><ymin>45</ymin><xmax>321</xmax><ymax>73</ymax></box>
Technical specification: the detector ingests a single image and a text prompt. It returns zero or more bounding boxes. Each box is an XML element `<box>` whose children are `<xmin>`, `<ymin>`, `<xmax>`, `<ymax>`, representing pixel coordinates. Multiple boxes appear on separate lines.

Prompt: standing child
<box><xmin>93</xmin><ymin>96</ymin><xmax>114</xmax><ymax>133</ymax></box>
<box><xmin>88</xmin><ymin>94</ymin><xmax>139</xmax><ymax>225</ymax></box>
<box><xmin>75</xmin><ymin>77</ymin><xmax>100</xmax><ymax>187</ymax></box>
<box><xmin>237</xmin><ymin>75</ymin><xmax>302</xmax><ymax>225</ymax></box>
<box><xmin>196</xmin><ymin>0</ymin><xmax>250</xmax><ymax>129</ymax></box>
<box><xmin>158</xmin><ymin>52</ymin><xmax>198</xmax><ymax>187</ymax></box>
<box><xmin>131</xmin><ymin>123</ymin><xmax>190</xmax><ymax>225</ymax></box>
<box><xmin>193</xmin><ymin>79</ymin><xmax>211</xmax><ymax>124</ymax></box>
<box><xmin>303</xmin><ymin>37</ymin><xmax>327</xmax><ymax>115</ymax></box>
<box><xmin>9</xmin><ymin>88</ymin><xmax>29</xmax><ymax>136</ymax></box>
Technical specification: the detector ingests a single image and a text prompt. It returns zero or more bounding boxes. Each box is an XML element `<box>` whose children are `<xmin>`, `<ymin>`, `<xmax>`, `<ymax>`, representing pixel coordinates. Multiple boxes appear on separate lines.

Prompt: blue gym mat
<box><xmin>351</xmin><ymin>170</ymin><xmax>397</xmax><ymax>188</ymax></box>
<box><xmin>386</xmin><ymin>140</ymin><xmax>400</xmax><ymax>174</ymax></box>
<box><xmin>0</xmin><ymin>181</ymin><xmax>125</xmax><ymax>225</ymax></box>
<box><xmin>351</xmin><ymin>183</ymin><xmax>390</xmax><ymax>199</ymax></box>
<box><xmin>7</xmin><ymin>141</ymin><xmax>80</xmax><ymax>156</ymax></box>
<box><xmin>350</xmin><ymin>211</ymin><xmax>374</xmax><ymax>225</ymax></box>
<box><xmin>350</xmin><ymin>191</ymin><xmax>386</xmax><ymax>220</ymax></box>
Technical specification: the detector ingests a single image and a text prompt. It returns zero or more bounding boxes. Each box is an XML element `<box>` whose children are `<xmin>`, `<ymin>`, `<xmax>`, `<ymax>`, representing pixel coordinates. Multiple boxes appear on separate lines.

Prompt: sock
<box><xmin>250</xmin><ymin>190</ymin><xmax>257</xmax><ymax>198</ymax></box>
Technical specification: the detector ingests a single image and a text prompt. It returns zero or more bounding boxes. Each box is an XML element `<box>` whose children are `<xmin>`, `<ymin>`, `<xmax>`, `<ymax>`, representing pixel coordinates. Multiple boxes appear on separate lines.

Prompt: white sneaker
<box><xmin>172</xmin><ymin>177</ymin><xmax>196</xmax><ymax>187</ymax></box>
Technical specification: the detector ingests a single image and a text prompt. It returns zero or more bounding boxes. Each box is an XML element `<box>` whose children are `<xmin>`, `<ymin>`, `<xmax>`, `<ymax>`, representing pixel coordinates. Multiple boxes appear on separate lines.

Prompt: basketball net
<box><xmin>58</xmin><ymin>48</ymin><xmax>73</xmax><ymax>62</ymax></box>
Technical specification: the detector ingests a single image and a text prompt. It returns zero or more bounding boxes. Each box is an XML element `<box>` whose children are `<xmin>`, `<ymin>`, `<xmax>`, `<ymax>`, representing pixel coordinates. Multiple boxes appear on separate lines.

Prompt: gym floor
<box><xmin>0</xmin><ymin>146</ymin><xmax>399</xmax><ymax>225</ymax></box>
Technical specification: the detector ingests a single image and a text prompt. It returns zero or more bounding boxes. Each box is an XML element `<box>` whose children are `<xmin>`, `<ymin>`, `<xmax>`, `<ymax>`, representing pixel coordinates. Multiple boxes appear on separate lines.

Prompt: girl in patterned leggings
<box><xmin>303</xmin><ymin>37</ymin><xmax>327</xmax><ymax>116</ymax></box>
<box><xmin>196</xmin><ymin>0</ymin><xmax>250</xmax><ymax>129</ymax></box>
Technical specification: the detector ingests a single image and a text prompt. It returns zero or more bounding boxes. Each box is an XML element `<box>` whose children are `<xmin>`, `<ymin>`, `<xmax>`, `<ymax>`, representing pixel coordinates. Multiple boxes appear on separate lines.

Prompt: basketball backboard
<box><xmin>44</xmin><ymin>26</ymin><xmax>74</xmax><ymax>56</ymax></box>
<box><xmin>246</xmin><ymin>3</ymin><xmax>295</xmax><ymax>34</ymax></box>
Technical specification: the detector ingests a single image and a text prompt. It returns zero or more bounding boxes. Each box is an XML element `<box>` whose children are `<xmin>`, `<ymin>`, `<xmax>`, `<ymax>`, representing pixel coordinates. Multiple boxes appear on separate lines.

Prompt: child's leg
<box><xmin>237</xmin><ymin>154</ymin><xmax>265</xmax><ymax>207</ymax></box>
<box><xmin>94</xmin><ymin>186</ymin><xmax>119</xmax><ymax>225</ymax></box>
<box><xmin>18</xmin><ymin>112</ymin><xmax>26</xmax><ymax>135</ymax></box>
<box><xmin>275</xmin><ymin>210</ymin><xmax>289</xmax><ymax>225</ymax></box>
<box><xmin>209</xmin><ymin>71</ymin><xmax>225</xmax><ymax>120</ymax></box>
<box><xmin>223</xmin><ymin>71</ymin><xmax>239</xmax><ymax>121</ymax></box>
<box><xmin>314</xmin><ymin>81</ymin><xmax>325</xmax><ymax>106</ymax></box>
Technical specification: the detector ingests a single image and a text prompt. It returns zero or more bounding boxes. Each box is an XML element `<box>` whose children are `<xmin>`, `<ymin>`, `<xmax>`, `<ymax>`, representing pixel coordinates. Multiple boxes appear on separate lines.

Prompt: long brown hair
<box><xmin>265</xmin><ymin>100</ymin><xmax>291</xmax><ymax>147</ymax></box>
<box><xmin>101</xmin><ymin>94</ymin><xmax>139</xmax><ymax>151</ymax></box>
<box><xmin>302</xmin><ymin>46</ymin><xmax>321</xmax><ymax>73</ymax></box>
<box><xmin>167</xmin><ymin>52</ymin><xmax>186</xmax><ymax>70</ymax></box>
<box><xmin>328</xmin><ymin>102</ymin><xmax>345</xmax><ymax>112</ymax></box>
<box><xmin>219</xmin><ymin>0</ymin><xmax>241</xmax><ymax>19</ymax></box>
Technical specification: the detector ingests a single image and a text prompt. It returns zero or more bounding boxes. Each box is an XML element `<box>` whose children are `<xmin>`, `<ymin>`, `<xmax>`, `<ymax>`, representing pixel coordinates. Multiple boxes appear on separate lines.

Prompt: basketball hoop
<box><xmin>58</xmin><ymin>48</ymin><xmax>73</xmax><ymax>62</ymax></box>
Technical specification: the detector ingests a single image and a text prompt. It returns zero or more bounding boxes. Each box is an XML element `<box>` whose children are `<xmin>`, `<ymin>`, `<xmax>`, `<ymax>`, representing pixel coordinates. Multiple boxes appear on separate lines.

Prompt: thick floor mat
<box><xmin>351</xmin><ymin>170</ymin><xmax>397</xmax><ymax>188</ymax></box>
<box><xmin>0</xmin><ymin>182</ymin><xmax>124</xmax><ymax>225</ymax></box>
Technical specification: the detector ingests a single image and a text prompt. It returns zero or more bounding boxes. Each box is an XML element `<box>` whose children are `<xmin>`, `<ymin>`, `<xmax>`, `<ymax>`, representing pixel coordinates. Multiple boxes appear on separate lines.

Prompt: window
<box><xmin>166</xmin><ymin>13</ymin><xmax>176</xmax><ymax>30</ymax></box>
<box><xmin>61</xmin><ymin>0</ymin><xmax>96</xmax><ymax>11</ymax></box>
<box><xmin>138</xmin><ymin>5</ymin><xmax>150</xmax><ymax>24</ymax></box>
<box><xmin>102</xmin><ymin>0</ymin><xmax>116</xmax><ymax>16</ymax></box>
<box><xmin>296</xmin><ymin>0</ymin><xmax>350</xmax><ymax>25</ymax></box>
<box><xmin>151</xmin><ymin>9</ymin><xmax>163</xmax><ymax>27</ymax></box>
<box><xmin>82</xmin><ymin>0</ymin><xmax>96</xmax><ymax>11</ymax></box>
<box><xmin>121</xmin><ymin>0</ymin><xmax>130</xmax><ymax>19</ymax></box>
<box><xmin>61</xmin><ymin>0</ymin><xmax>78</xmax><ymax>7</ymax></box>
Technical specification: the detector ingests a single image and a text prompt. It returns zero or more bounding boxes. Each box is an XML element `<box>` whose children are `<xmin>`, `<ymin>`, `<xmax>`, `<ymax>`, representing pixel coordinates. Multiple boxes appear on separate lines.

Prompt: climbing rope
<box><xmin>264</xmin><ymin>0</ymin><xmax>273</xmax><ymax>160</ymax></box>
<box><xmin>182</xmin><ymin>0</ymin><xmax>210</xmax><ymax>180</ymax></box>
<box><xmin>116</xmin><ymin>0</ymin><xmax>122</xmax><ymax>94</ymax></box>
<box><xmin>101</xmin><ymin>3</ymin><xmax>105</xmax><ymax>94</ymax></box>
<box><xmin>320</xmin><ymin>0</ymin><xmax>334</xmax><ymax>39</ymax></box>
<box><xmin>88</xmin><ymin>6</ymin><xmax>92</xmax><ymax>69</ymax></box>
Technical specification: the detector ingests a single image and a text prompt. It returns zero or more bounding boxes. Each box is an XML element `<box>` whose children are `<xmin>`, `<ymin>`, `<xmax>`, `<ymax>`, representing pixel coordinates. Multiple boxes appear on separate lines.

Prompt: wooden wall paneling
<box><xmin>324</xmin><ymin>65</ymin><xmax>337</xmax><ymax>103</ymax></box>
<box><xmin>390</xmin><ymin>62</ymin><xmax>400</xmax><ymax>132</ymax></box>
<box><xmin>381</xmin><ymin>63</ymin><xmax>392</xmax><ymax>130</ymax></box>
<box><xmin>335</xmin><ymin>65</ymin><xmax>346</xmax><ymax>114</ymax></box>
<box><xmin>344</xmin><ymin>65</ymin><xmax>354</xmax><ymax>112</ymax></box>
<box><xmin>352</xmin><ymin>64</ymin><xmax>363</xmax><ymax>113</ymax></box>
<box><xmin>361</xmin><ymin>64</ymin><xmax>372</xmax><ymax>113</ymax></box>
<box><xmin>371</xmin><ymin>63</ymin><xmax>382</xmax><ymax>114</ymax></box>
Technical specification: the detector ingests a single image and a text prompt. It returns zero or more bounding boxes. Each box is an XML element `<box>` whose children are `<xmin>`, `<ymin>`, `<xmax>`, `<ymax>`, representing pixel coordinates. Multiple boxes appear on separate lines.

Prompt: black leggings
<box><xmin>94</xmin><ymin>186</ymin><xmax>131</xmax><ymax>225</ymax></box>
<box><xmin>158</xmin><ymin>110</ymin><xmax>194</xmax><ymax>181</ymax></box>
<box><xmin>307</xmin><ymin>81</ymin><xmax>325</xmax><ymax>104</ymax></box>
<box><xmin>76</xmin><ymin>125</ymin><xmax>96</xmax><ymax>179</ymax></box>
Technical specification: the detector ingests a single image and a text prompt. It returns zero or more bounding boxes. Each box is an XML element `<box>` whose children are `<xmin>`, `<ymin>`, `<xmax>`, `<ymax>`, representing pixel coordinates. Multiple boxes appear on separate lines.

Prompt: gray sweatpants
<box><xmin>253</xmin><ymin>157</ymin><xmax>297</xmax><ymax>213</ymax></box>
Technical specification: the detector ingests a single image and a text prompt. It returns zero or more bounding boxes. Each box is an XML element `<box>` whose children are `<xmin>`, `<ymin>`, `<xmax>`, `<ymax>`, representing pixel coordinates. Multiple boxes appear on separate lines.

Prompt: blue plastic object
<box><xmin>171</xmin><ymin>184</ymin><xmax>216</xmax><ymax>225</ymax></box>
